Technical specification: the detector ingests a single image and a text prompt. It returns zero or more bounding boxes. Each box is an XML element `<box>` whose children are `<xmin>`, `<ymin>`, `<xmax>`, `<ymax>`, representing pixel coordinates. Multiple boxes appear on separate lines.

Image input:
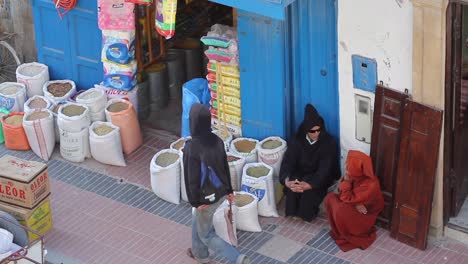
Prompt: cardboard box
<box><xmin>0</xmin><ymin>195</ymin><xmax>53</xmax><ymax>241</ymax></box>
<box><xmin>0</xmin><ymin>155</ymin><xmax>50</xmax><ymax>209</ymax></box>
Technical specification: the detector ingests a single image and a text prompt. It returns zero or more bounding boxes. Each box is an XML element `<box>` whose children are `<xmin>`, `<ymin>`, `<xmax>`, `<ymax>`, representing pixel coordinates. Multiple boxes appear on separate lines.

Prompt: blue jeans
<box><xmin>191</xmin><ymin>199</ymin><xmax>247</xmax><ymax>264</ymax></box>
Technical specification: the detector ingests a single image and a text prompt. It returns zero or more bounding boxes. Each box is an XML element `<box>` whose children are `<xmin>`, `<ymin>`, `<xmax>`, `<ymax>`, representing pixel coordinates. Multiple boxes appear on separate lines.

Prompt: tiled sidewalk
<box><xmin>1</xmin><ymin>127</ymin><xmax>467</xmax><ymax>264</ymax></box>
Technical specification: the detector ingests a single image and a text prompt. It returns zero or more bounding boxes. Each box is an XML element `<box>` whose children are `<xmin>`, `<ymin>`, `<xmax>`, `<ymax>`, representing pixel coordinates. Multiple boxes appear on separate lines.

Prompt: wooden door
<box><xmin>370</xmin><ymin>85</ymin><xmax>408</xmax><ymax>229</ymax></box>
<box><xmin>391</xmin><ymin>101</ymin><xmax>443</xmax><ymax>250</ymax></box>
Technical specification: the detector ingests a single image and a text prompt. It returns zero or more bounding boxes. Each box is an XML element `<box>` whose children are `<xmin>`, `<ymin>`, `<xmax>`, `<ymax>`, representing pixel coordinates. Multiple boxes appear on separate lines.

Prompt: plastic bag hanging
<box><xmin>155</xmin><ymin>0</ymin><xmax>178</xmax><ymax>40</ymax></box>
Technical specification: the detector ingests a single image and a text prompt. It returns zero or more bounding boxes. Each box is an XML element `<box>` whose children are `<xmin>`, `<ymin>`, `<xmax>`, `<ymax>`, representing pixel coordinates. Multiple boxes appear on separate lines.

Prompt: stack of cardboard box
<box><xmin>0</xmin><ymin>155</ymin><xmax>52</xmax><ymax>241</ymax></box>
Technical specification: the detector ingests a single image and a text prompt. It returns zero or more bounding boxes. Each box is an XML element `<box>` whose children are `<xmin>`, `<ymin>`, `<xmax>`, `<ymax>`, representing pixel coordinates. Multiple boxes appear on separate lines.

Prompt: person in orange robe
<box><xmin>325</xmin><ymin>150</ymin><xmax>384</xmax><ymax>252</ymax></box>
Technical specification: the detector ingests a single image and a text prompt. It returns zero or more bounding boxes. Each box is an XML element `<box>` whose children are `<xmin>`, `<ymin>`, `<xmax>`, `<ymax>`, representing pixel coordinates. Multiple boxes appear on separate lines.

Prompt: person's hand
<box><xmin>355</xmin><ymin>204</ymin><xmax>367</xmax><ymax>214</ymax></box>
<box><xmin>298</xmin><ymin>181</ymin><xmax>312</xmax><ymax>191</ymax></box>
<box><xmin>227</xmin><ymin>193</ymin><xmax>234</xmax><ymax>204</ymax></box>
<box><xmin>197</xmin><ymin>204</ymin><xmax>210</xmax><ymax>210</ymax></box>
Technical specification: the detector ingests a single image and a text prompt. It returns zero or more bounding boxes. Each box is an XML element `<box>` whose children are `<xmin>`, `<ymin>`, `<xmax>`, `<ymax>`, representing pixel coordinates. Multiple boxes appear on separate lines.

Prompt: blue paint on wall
<box><xmin>352</xmin><ymin>55</ymin><xmax>378</xmax><ymax>93</ymax></box>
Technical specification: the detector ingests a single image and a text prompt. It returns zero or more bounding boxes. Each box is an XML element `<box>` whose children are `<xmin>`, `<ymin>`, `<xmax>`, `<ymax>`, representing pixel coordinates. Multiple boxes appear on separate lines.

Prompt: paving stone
<box><xmin>257</xmin><ymin>236</ymin><xmax>303</xmax><ymax>262</ymax></box>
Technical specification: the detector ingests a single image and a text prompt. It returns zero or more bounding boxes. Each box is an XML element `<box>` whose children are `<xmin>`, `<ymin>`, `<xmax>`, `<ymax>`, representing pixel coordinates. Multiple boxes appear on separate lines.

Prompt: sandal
<box><xmin>186</xmin><ymin>248</ymin><xmax>210</xmax><ymax>264</ymax></box>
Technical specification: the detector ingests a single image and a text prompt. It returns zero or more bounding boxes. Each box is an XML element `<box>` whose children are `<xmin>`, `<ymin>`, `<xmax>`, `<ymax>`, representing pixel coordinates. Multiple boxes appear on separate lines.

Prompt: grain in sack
<box><xmin>241</xmin><ymin>163</ymin><xmax>278</xmax><ymax>217</ymax></box>
<box><xmin>59</xmin><ymin>127</ymin><xmax>90</xmax><ymax>163</ymax></box>
<box><xmin>76</xmin><ymin>88</ymin><xmax>108</xmax><ymax>122</ymax></box>
<box><xmin>213</xmin><ymin>129</ymin><xmax>232</xmax><ymax>152</ymax></box>
<box><xmin>57</xmin><ymin>103</ymin><xmax>90</xmax><ymax>133</ymax></box>
<box><xmin>0</xmin><ymin>82</ymin><xmax>27</xmax><ymax>112</ymax></box>
<box><xmin>16</xmin><ymin>62</ymin><xmax>49</xmax><ymax>97</ymax></box>
<box><xmin>230</xmin><ymin>138</ymin><xmax>258</xmax><ymax>164</ymax></box>
<box><xmin>51</xmin><ymin>101</ymin><xmax>68</xmax><ymax>143</ymax></box>
<box><xmin>258</xmin><ymin>136</ymin><xmax>287</xmax><ymax>203</ymax></box>
<box><xmin>229</xmin><ymin>192</ymin><xmax>262</xmax><ymax>232</ymax></box>
<box><xmin>226</xmin><ymin>152</ymin><xmax>245</xmax><ymax>191</ymax></box>
<box><xmin>213</xmin><ymin>202</ymin><xmax>238</xmax><ymax>246</ymax></box>
<box><xmin>89</xmin><ymin>122</ymin><xmax>126</xmax><ymax>167</ymax></box>
<box><xmin>170</xmin><ymin>137</ymin><xmax>189</xmax><ymax>202</ymax></box>
<box><xmin>105</xmin><ymin>99</ymin><xmax>142</xmax><ymax>155</ymax></box>
<box><xmin>150</xmin><ymin>149</ymin><xmax>181</xmax><ymax>204</ymax></box>
<box><xmin>23</xmin><ymin>95</ymin><xmax>52</xmax><ymax>113</ymax></box>
<box><xmin>43</xmin><ymin>80</ymin><xmax>76</xmax><ymax>103</ymax></box>
<box><xmin>1</xmin><ymin>113</ymin><xmax>30</xmax><ymax>150</ymax></box>
<box><xmin>23</xmin><ymin>110</ymin><xmax>55</xmax><ymax>161</ymax></box>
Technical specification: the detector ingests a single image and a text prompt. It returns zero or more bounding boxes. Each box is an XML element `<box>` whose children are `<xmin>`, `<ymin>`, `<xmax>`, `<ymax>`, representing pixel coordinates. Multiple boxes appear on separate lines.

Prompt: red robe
<box><xmin>325</xmin><ymin>150</ymin><xmax>384</xmax><ymax>252</ymax></box>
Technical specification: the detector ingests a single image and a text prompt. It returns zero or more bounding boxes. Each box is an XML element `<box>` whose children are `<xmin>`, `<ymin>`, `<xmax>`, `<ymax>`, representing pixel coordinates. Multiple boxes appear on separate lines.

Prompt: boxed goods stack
<box><xmin>201</xmin><ymin>24</ymin><xmax>242</xmax><ymax>138</ymax></box>
<box><xmin>0</xmin><ymin>155</ymin><xmax>52</xmax><ymax>241</ymax></box>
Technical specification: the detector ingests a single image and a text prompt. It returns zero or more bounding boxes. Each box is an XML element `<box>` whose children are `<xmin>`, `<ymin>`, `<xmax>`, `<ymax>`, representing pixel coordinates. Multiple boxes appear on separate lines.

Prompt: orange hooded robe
<box><xmin>325</xmin><ymin>150</ymin><xmax>384</xmax><ymax>252</ymax></box>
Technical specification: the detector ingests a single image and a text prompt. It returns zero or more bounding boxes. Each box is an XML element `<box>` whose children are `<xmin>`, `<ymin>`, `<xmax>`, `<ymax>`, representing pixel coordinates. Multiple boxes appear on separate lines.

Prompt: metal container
<box><xmin>137</xmin><ymin>79</ymin><xmax>150</xmax><ymax>120</ymax></box>
<box><xmin>184</xmin><ymin>47</ymin><xmax>203</xmax><ymax>81</ymax></box>
<box><xmin>146</xmin><ymin>63</ymin><xmax>169</xmax><ymax>111</ymax></box>
<box><xmin>166</xmin><ymin>49</ymin><xmax>186</xmax><ymax>102</ymax></box>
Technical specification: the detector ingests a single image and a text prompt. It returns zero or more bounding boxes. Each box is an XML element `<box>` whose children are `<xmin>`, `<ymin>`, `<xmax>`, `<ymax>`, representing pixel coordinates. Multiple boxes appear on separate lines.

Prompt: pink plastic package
<box><xmin>98</xmin><ymin>0</ymin><xmax>135</xmax><ymax>30</ymax></box>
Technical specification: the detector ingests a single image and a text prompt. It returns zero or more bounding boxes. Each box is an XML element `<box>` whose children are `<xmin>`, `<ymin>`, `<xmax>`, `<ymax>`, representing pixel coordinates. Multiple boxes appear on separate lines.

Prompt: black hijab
<box><xmin>296</xmin><ymin>104</ymin><xmax>326</xmax><ymax>140</ymax></box>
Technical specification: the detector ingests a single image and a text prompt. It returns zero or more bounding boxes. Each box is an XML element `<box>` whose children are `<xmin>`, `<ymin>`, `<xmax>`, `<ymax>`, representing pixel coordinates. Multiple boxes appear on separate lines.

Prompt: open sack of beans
<box><xmin>0</xmin><ymin>82</ymin><xmax>27</xmax><ymax>112</ymax></box>
<box><xmin>213</xmin><ymin>130</ymin><xmax>233</xmax><ymax>152</ymax></box>
<box><xmin>226</xmin><ymin>152</ymin><xmax>246</xmax><ymax>191</ymax></box>
<box><xmin>105</xmin><ymin>99</ymin><xmax>142</xmax><ymax>155</ymax></box>
<box><xmin>213</xmin><ymin>201</ymin><xmax>238</xmax><ymax>247</ymax></box>
<box><xmin>89</xmin><ymin>121</ymin><xmax>126</xmax><ymax>167</ymax></box>
<box><xmin>43</xmin><ymin>80</ymin><xmax>76</xmax><ymax>103</ymax></box>
<box><xmin>228</xmin><ymin>192</ymin><xmax>262</xmax><ymax>232</ymax></box>
<box><xmin>230</xmin><ymin>138</ymin><xmax>259</xmax><ymax>164</ymax></box>
<box><xmin>24</xmin><ymin>95</ymin><xmax>52</xmax><ymax>113</ymax></box>
<box><xmin>258</xmin><ymin>136</ymin><xmax>287</xmax><ymax>203</ymax></box>
<box><xmin>150</xmin><ymin>149</ymin><xmax>181</xmax><ymax>204</ymax></box>
<box><xmin>170</xmin><ymin>137</ymin><xmax>189</xmax><ymax>202</ymax></box>
<box><xmin>76</xmin><ymin>88</ymin><xmax>108</xmax><ymax>122</ymax></box>
<box><xmin>23</xmin><ymin>110</ymin><xmax>55</xmax><ymax>161</ymax></box>
<box><xmin>241</xmin><ymin>163</ymin><xmax>278</xmax><ymax>217</ymax></box>
<box><xmin>58</xmin><ymin>103</ymin><xmax>91</xmax><ymax>162</ymax></box>
<box><xmin>1</xmin><ymin>112</ymin><xmax>30</xmax><ymax>150</ymax></box>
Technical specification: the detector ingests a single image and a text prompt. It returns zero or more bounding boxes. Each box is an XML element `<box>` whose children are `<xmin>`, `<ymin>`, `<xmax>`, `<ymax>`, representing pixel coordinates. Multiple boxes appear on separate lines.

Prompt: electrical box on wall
<box><xmin>352</xmin><ymin>55</ymin><xmax>377</xmax><ymax>93</ymax></box>
<box><xmin>355</xmin><ymin>94</ymin><xmax>372</xmax><ymax>144</ymax></box>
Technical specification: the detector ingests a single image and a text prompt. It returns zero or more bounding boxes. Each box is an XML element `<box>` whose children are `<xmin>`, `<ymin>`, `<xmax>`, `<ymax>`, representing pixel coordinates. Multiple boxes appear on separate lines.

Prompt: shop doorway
<box><xmin>444</xmin><ymin>2</ymin><xmax>468</xmax><ymax>232</ymax></box>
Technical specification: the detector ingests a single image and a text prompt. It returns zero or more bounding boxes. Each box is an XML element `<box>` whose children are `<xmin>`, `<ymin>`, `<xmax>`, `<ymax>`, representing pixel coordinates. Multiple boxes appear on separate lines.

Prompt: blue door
<box><xmin>31</xmin><ymin>0</ymin><xmax>102</xmax><ymax>90</ymax></box>
<box><xmin>288</xmin><ymin>0</ymin><xmax>339</xmax><ymax>140</ymax></box>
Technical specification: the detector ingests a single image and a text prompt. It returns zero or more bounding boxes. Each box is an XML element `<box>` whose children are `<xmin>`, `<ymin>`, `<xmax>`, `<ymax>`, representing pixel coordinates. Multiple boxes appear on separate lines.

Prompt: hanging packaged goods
<box><xmin>155</xmin><ymin>0</ymin><xmax>178</xmax><ymax>40</ymax></box>
<box><xmin>209</xmin><ymin>83</ymin><xmax>240</xmax><ymax>98</ymax></box>
<box><xmin>98</xmin><ymin>0</ymin><xmax>135</xmax><ymax>30</ymax></box>
<box><xmin>207</xmin><ymin>62</ymin><xmax>240</xmax><ymax>77</ymax></box>
<box><xmin>102</xmin><ymin>30</ymin><xmax>136</xmax><ymax>65</ymax></box>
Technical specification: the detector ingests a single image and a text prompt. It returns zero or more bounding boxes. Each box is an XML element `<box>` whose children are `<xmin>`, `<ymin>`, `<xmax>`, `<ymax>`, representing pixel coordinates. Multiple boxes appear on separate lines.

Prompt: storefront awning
<box><xmin>209</xmin><ymin>0</ymin><xmax>297</xmax><ymax>20</ymax></box>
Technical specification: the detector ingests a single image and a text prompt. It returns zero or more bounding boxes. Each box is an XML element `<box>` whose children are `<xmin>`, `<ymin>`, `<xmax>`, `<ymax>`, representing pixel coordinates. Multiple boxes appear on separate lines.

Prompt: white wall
<box><xmin>337</xmin><ymin>0</ymin><xmax>413</xmax><ymax>162</ymax></box>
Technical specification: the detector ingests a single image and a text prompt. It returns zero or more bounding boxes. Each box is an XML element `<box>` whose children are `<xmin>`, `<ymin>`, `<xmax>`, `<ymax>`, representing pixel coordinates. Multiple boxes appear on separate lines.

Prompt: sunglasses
<box><xmin>309</xmin><ymin>128</ymin><xmax>321</xmax><ymax>134</ymax></box>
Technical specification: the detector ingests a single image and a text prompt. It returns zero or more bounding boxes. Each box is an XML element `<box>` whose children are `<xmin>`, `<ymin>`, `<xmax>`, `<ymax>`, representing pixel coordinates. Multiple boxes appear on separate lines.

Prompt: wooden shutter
<box><xmin>391</xmin><ymin>101</ymin><xmax>443</xmax><ymax>250</ymax></box>
<box><xmin>370</xmin><ymin>85</ymin><xmax>409</xmax><ymax>229</ymax></box>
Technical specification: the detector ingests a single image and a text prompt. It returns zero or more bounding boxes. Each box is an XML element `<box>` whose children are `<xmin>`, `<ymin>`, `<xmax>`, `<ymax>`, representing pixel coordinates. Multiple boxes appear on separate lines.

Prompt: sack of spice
<box><xmin>23</xmin><ymin>95</ymin><xmax>52</xmax><ymax>113</ymax></box>
<box><xmin>0</xmin><ymin>82</ymin><xmax>27</xmax><ymax>112</ymax></box>
<box><xmin>51</xmin><ymin>101</ymin><xmax>69</xmax><ymax>143</ymax></box>
<box><xmin>226</xmin><ymin>152</ymin><xmax>246</xmax><ymax>191</ymax></box>
<box><xmin>57</xmin><ymin>103</ymin><xmax>91</xmax><ymax>133</ymax></box>
<box><xmin>228</xmin><ymin>192</ymin><xmax>262</xmax><ymax>232</ymax></box>
<box><xmin>150</xmin><ymin>149</ymin><xmax>181</xmax><ymax>204</ymax></box>
<box><xmin>230</xmin><ymin>138</ymin><xmax>259</xmax><ymax>164</ymax></box>
<box><xmin>1</xmin><ymin>112</ymin><xmax>30</xmax><ymax>150</ymax></box>
<box><xmin>43</xmin><ymin>80</ymin><xmax>76</xmax><ymax>103</ymax></box>
<box><xmin>76</xmin><ymin>88</ymin><xmax>108</xmax><ymax>122</ymax></box>
<box><xmin>23</xmin><ymin>110</ymin><xmax>55</xmax><ymax>161</ymax></box>
<box><xmin>170</xmin><ymin>137</ymin><xmax>190</xmax><ymax>202</ymax></box>
<box><xmin>89</xmin><ymin>121</ymin><xmax>126</xmax><ymax>166</ymax></box>
<box><xmin>258</xmin><ymin>136</ymin><xmax>287</xmax><ymax>203</ymax></box>
<box><xmin>59</xmin><ymin>127</ymin><xmax>90</xmax><ymax>163</ymax></box>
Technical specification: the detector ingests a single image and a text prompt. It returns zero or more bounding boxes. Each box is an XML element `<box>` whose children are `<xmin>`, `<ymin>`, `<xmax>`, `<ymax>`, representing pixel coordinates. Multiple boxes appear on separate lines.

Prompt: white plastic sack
<box><xmin>0</xmin><ymin>82</ymin><xmax>27</xmax><ymax>112</ymax></box>
<box><xmin>230</xmin><ymin>192</ymin><xmax>262</xmax><ymax>232</ymax></box>
<box><xmin>230</xmin><ymin>138</ymin><xmax>259</xmax><ymax>164</ymax></box>
<box><xmin>95</xmin><ymin>84</ymin><xmax>139</xmax><ymax>112</ymax></box>
<box><xmin>226</xmin><ymin>152</ymin><xmax>246</xmax><ymax>191</ymax></box>
<box><xmin>213</xmin><ymin>202</ymin><xmax>238</xmax><ymax>246</ymax></box>
<box><xmin>150</xmin><ymin>149</ymin><xmax>181</xmax><ymax>204</ymax></box>
<box><xmin>23</xmin><ymin>110</ymin><xmax>55</xmax><ymax>161</ymax></box>
<box><xmin>16</xmin><ymin>62</ymin><xmax>49</xmax><ymax>97</ymax></box>
<box><xmin>43</xmin><ymin>80</ymin><xmax>77</xmax><ymax>103</ymax></box>
<box><xmin>57</xmin><ymin>103</ymin><xmax>91</xmax><ymax>133</ymax></box>
<box><xmin>23</xmin><ymin>95</ymin><xmax>52</xmax><ymax>113</ymax></box>
<box><xmin>76</xmin><ymin>88</ymin><xmax>108</xmax><ymax>122</ymax></box>
<box><xmin>213</xmin><ymin>129</ymin><xmax>232</xmax><ymax>152</ymax></box>
<box><xmin>89</xmin><ymin>122</ymin><xmax>126</xmax><ymax>166</ymax></box>
<box><xmin>241</xmin><ymin>163</ymin><xmax>278</xmax><ymax>217</ymax></box>
<box><xmin>60</xmin><ymin>127</ymin><xmax>91</xmax><ymax>163</ymax></box>
<box><xmin>51</xmin><ymin>101</ymin><xmax>69</xmax><ymax>143</ymax></box>
<box><xmin>258</xmin><ymin>136</ymin><xmax>287</xmax><ymax>203</ymax></box>
<box><xmin>170</xmin><ymin>137</ymin><xmax>189</xmax><ymax>202</ymax></box>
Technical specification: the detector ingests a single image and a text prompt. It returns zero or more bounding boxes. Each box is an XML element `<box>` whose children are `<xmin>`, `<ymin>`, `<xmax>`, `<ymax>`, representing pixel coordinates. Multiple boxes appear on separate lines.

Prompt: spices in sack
<box><xmin>261</xmin><ymin>139</ymin><xmax>282</xmax><ymax>150</ymax></box>
<box><xmin>155</xmin><ymin>152</ymin><xmax>179</xmax><ymax>167</ymax></box>
<box><xmin>25</xmin><ymin>111</ymin><xmax>49</xmax><ymax>121</ymax></box>
<box><xmin>62</xmin><ymin>105</ymin><xmax>86</xmax><ymax>117</ymax></box>
<box><xmin>234</xmin><ymin>140</ymin><xmax>256</xmax><ymax>153</ymax></box>
<box><xmin>47</xmin><ymin>82</ymin><xmax>72</xmax><ymax>97</ymax></box>
<box><xmin>246</xmin><ymin>166</ymin><xmax>270</xmax><ymax>178</ymax></box>
<box><xmin>234</xmin><ymin>194</ymin><xmax>254</xmax><ymax>207</ymax></box>
<box><xmin>107</xmin><ymin>102</ymin><xmax>129</xmax><ymax>113</ymax></box>
<box><xmin>28</xmin><ymin>98</ymin><xmax>48</xmax><ymax>109</ymax></box>
<box><xmin>5</xmin><ymin>115</ymin><xmax>23</xmax><ymax>126</ymax></box>
<box><xmin>227</xmin><ymin>155</ymin><xmax>240</xmax><ymax>162</ymax></box>
<box><xmin>173</xmin><ymin>139</ymin><xmax>185</xmax><ymax>150</ymax></box>
<box><xmin>93</xmin><ymin>125</ymin><xmax>115</xmax><ymax>136</ymax></box>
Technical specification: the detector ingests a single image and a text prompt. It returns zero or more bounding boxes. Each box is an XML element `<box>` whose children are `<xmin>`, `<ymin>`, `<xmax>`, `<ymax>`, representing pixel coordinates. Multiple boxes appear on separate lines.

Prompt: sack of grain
<box><xmin>258</xmin><ymin>136</ymin><xmax>287</xmax><ymax>203</ymax></box>
<box><xmin>59</xmin><ymin>127</ymin><xmax>90</xmax><ymax>163</ymax></box>
<box><xmin>57</xmin><ymin>103</ymin><xmax>91</xmax><ymax>133</ymax></box>
<box><xmin>105</xmin><ymin>99</ymin><xmax>142</xmax><ymax>155</ymax></box>
<box><xmin>229</xmin><ymin>192</ymin><xmax>261</xmax><ymax>232</ymax></box>
<box><xmin>170</xmin><ymin>137</ymin><xmax>190</xmax><ymax>202</ymax></box>
<box><xmin>43</xmin><ymin>80</ymin><xmax>76</xmax><ymax>103</ymax></box>
<box><xmin>0</xmin><ymin>82</ymin><xmax>27</xmax><ymax>112</ymax></box>
<box><xmin>23</xmin><ymin>95</ymin><xmax>52</xmax><ymax>113</ymax></box>
<box><xmin>95</xmin><ymin>84</ymin><xmax>139</xmax><ymax>112</ymax></box>
<box><xmin>89</xmin><ymin>121</ymin><xmax>126</xmax><ymax>166</ymax></box>
<box><xmin>213</xmin><ymin>129</ymin><xmax>232</xmax><ymax>152</ymax></box>
<box><xmin>16</xmin><ymin>62</ymin><xmax>49</xmax><ymax>97</ymax></box>
<box><xmin>213</xmin><ymin>202</ymin><xmax>238</xmax><ymax>246</ymax></box>
<box><xmin>226</xmin><ymin>152</ymin><xmax>245</xmax><ymax>191</ymax></box>
<box><xmin>150</xmin><ymin>149</ymin><xmax>181</xmax><ymax>204</ymax></box>
<box><xmin>1</xmin><ymin>112</ymin><xmax>30</xmax><ymax>150</ymax></box>
<box><xmin>241</xmin><ymin>163</ymin><xmax>278</xmax><ymax>217</ymax></box>
<box><xmin>76</xmin><ymin>88</ymin><xmax>108</xmax><ymax>122</ymax></box>
<box><xmin>0</xmin><ymin>108</ymin><xmax>11</xmax><ymax>143</ymax></box>
<box><xmin>51</xmin><ymin>101</ymin><xmax>69</xmax><ymax>143</ymax></box>
<box><xmin>23</xmin><ymin>110</ymin><xmax>55</xmax><ymax>161</ymax></box>
<box><xmin>230</xmin><ymin>138</ymin><xmax>258</xmax><ymax>164</ymax></box>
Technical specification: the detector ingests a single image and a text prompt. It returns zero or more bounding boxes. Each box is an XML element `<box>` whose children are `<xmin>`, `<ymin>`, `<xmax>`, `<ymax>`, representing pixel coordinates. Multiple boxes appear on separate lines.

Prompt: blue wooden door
<box><xmin>288</xmin><ymin>0</ymin><xmax>339</xmax><ymax>139</ymax></box>
<box><xmin>31</xmin><ymin>0</ymin><xmax>102</xmax><ymax>90</ymax></box>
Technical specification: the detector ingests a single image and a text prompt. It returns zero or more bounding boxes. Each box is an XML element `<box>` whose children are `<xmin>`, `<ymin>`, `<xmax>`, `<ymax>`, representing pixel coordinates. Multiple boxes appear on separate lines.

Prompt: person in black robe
<box><xmin>279</xmin><ymin>104</ymin><xmax>340</xmax><ymax>222</ymax></box>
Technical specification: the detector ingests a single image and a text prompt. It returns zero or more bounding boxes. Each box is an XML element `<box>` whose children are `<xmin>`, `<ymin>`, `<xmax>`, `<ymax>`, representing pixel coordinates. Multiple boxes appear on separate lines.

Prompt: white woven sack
<box><xmin>23</xmin><ymin>95</ymin><xmax>52</xmax><ymax>113</ymax></box>
<box><xmin>43</xmin><ymin>80</ymin><xmax>77</xmax><ymax>103</ymax></box>
<box><xmin>257</xmin><ymin>137</ymin><xmax>287</xmax><ymax>178</ymax></box>
<box><xmin>241</xmin><ymin>163</ymin><xmax>278</xmax><ymax>217</ymax></box>
<box><xmin>230</xmin><ymin>138</ymin><xmax>259</xmax><ymax>164</ymax></box>
<box><xmin>230</xmin><ymin>191</ymin><xmax>262</xmax><ymax>232</ymax></box>
<box><xmin>226</xmin><ymin>152</ymin><xmax>246</xmax><ymax>191</ymax></box>
<box><xmin>51</xmin><ymin>101</ymin><xmax>69</xmax><ymax>143</ymax></box>
<box><xmin>23</xmin><ymin>110</ymin><xmax>55</xmax><ymax>161</ymax></box>
<box><xmin>95</xmin><ymin>84</ymin><xmax>139</xmax><ymax>112</ymax></box>
<box><xmin>213</xmin><ymin>202</ymin><xmax>238</xmax><ymax>246</ymax></box>
<box><xmin>0</xmin><ymin>82</ymin><xmax>27</xmax><ymax>112</ymax></box>
<box><xmin>213</xmin><ymin>130</ymin><xmax>233</xmax><ymax>152</ymax></box>
<box><xmin>150</xmin><ymin>149</ymin><xmax>181</xmax><ymax>204</ymax></box>
<box><xmin>16</xmin><ymin>62</ymin><xmax>49</xmax><ymax>97</ymax></box>
<box><xmin>89</xmin><ymin>121</ymin><xmax>126</xmax><ymax>167</ymax></box>
<box><xmin>59</xmin><ymin>127</ymin><xmax>91</xmax><ymax>163</ymax></box>
<box><xmin>58</xmin><ymin>103</ymin><xmax>91</xmax><ymax>132</ymax></box>
<box><xmin>170</xmin><ymin>138</ymin><xmax>189</xmax><ymax>202</ymax></box>
<box><xmin>76</xmin><ymin>88</ymin><xmax>108</xmax><ymax>122</ymax></box>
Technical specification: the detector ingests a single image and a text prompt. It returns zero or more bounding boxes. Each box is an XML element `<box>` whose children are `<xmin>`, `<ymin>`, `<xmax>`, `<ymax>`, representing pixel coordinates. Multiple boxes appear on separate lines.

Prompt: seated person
<box><xmin>325</xmin><ymin>150</ymin><xmax>384</xmax><ymax>252</ymax></box>
<box><xmin>279</xmin><ymin>104</ymin><xmax>340</xmax><ymax>222</ymax></box>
